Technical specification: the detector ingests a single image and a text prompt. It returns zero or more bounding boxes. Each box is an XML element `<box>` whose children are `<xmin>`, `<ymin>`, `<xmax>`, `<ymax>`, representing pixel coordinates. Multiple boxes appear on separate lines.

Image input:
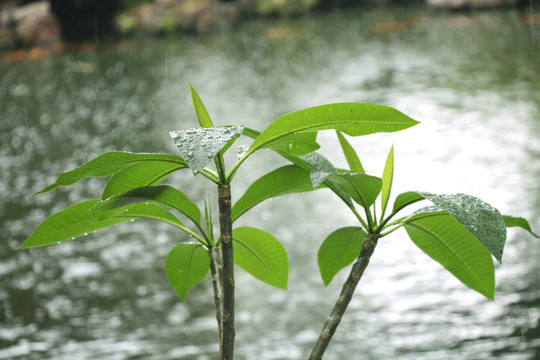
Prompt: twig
<box><xmin>309</xmin><ymin>233</ymin><xmax>379</xmax><ymax>360</ymax></box>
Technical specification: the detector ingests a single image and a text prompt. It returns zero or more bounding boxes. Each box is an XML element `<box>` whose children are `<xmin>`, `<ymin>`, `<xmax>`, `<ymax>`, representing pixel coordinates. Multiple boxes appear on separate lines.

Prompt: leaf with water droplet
<box><xmin>414</xmin><ymin>192</ymin><xmax>507</xmax><ymax>263</ymax></box>
<box><xmin>247</xmin><ymin>102</ymin><xmax>419</xmax><ymax>157</ymax></box>
<box><xmin>404</xmin><ymin>211</ymin><xmax>495</xmax><ymax>299</ymax></box>
<box><xmin>34</xmin><ymin>152</ymin><xmax>186</xmax><ymax>194</ymax></box>
<box><xmin>169</xmin><ymin>126</ymin><xmax>244</xmax><ymax>174</ymax></box>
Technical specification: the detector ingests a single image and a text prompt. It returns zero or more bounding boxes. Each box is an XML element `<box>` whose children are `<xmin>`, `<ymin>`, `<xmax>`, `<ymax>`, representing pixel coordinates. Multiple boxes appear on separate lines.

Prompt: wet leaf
<box><xmin>93</xmin><ymin>185</ymin><xmax>201</xmax><ymax>226</ymax></box>
<box><xmin>503</xmin><ymin>216</ymin><xmax>539</xmax><ymax>238</ymax></box>
<box><xmin>19</xmin><ymin>200</ymin><xmax>185</xmax><ymax>249</ymax></box>
<box><xmin>318</xmin><ymin>227</ymin><xmax>366</xmax><ymax>286</ymax></box>
<box><xmin>102</xmin><ymin>161</ymin><xmax>185</xmax><ymax>199</ymax></box>
<box><xmin>165</xmin><ymin>243</ymin><xmax>209</xmax><ymax>301</ymax></box>
<box><xmin>232</xmin><ymin>165</ymin><xmax>317</xmax><ymax>221</ymax></box>
<box><xmin>247</xmin><ymin>102</ymin><xmax>419</xmax><ymax>157</ymax></box>
<box><xmin>233</xmin><ymin>227</ymin><xmax>288</xmax><ymax>289</ymax></box>
<box><xmin>417</xmin><ymin>192</ymin><xmax>507</xmax><ymax>263</ymax></box>
<box><xmin>170</xmin><ymin>126</ymin><xmax>244</xmax><ymax>174</ymax></box>
<box><xmin>404</xmin><ymin>212</ymin><xmax>495</xmax><ymax>299</ymax></box>
<box><xmin>35</xmin><ymin>152</ymin><xmax>187</xmax><ymax>194</ymax></box>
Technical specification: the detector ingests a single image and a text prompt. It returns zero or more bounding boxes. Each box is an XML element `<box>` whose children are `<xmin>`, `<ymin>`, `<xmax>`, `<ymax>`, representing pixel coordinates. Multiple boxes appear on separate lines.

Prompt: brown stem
<box><xmin>218</xmin><ymin>184</ymin><xmax>235</xmax><ymax>360</ymax></box>
<box><xmin>209</xmin><ymin>246</ymin><xmax>223</xmax><ymax>355</ymax></box>
<box><xmin>309</xmin><ymin>233</ymin><xmax>379</xmax><ymax>360</ymax></box>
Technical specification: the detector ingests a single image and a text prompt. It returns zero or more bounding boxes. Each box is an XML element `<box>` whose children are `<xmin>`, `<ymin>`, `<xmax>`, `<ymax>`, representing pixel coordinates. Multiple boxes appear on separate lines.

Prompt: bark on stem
<box><xmin>218</xmin><ymin>184</ymin><xmax>235</xmax><ymax>360</ymax></box>
<box><xmin>209</xmin><ymin>246</ymin><xmax>223</xmax><ymax>355</ymax></box>
<box><xmin>309</xmin><ymin>233</ymin><xmax>379</xmax><ymax>360</ymax></box>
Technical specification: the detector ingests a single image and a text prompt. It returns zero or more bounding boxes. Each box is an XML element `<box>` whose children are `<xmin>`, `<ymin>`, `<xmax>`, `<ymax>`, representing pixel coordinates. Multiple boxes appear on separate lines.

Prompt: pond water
<box><xmin>1</xmin><ymin>6</ymin><xmax>540</xmax><ymax>360</ymax></box>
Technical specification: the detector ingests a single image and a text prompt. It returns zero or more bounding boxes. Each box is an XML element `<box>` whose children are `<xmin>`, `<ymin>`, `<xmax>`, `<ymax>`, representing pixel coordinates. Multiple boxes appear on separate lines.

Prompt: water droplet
<box><xmin>236</xmin><ymin>145</ymin><xmax>248</xmax><ymax>158</ymax></box>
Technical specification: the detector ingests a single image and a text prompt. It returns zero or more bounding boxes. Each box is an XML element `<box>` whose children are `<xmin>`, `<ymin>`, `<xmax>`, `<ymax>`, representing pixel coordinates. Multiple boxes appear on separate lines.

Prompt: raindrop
<box><xmin>237</xmin><ymin>145</ymin><xmax>249</xmax><ymax>158</ymax></box>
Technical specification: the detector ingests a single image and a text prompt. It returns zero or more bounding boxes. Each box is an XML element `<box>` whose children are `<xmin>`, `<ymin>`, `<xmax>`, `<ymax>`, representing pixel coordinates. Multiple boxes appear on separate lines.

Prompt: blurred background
<box><xmin>1</xmin><ymin>0</ymin><xmax>540</xmax><ymax>359</ymax></box>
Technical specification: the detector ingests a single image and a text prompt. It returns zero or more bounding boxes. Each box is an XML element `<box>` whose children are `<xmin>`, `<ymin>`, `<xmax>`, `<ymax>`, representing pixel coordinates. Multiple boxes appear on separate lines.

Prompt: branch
<box><xmin>309</xmin><ymin>233</ymin><xmax>379</xmax><ymax>360</ymax></box>
<box><xmin>218</xmin><ymin>184</ymin><xmax>235</xmax><ymax>360</ymax></box>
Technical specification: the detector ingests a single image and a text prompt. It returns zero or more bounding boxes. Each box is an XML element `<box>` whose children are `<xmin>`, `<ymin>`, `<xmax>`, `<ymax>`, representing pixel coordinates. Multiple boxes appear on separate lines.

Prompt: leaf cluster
<box><xmin>19</xmin><ymin>85</ymin><xmax>538</xmax><ymax>359</ymax></box>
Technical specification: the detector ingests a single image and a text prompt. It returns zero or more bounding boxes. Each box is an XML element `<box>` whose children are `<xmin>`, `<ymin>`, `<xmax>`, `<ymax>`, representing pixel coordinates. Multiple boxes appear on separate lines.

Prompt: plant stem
<box><xmin>209</xmin><ymin>246</ymin><xmax>223</xmax><ymax>355</ymax></box>
<box><xmin>309</xmin><ymin>233</ymin><xmax>379</xmax><ymax>360</ymax></box>
<box><xmin>218</xmin><ymin>184</ymin><xmax>235</xmax><ymax>360</ymax></box>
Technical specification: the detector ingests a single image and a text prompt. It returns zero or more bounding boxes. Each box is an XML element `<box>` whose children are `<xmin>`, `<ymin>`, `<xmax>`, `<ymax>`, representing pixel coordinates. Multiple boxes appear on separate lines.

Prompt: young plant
<box><xmin>295</xmin><ymin>132</ymin><xmax>540</xmax><ymax>359</ymax></box>
<box><xmin>20</xmin><ymin>85</ymin><xmax>419</xmax><ymax>359</ymax></box>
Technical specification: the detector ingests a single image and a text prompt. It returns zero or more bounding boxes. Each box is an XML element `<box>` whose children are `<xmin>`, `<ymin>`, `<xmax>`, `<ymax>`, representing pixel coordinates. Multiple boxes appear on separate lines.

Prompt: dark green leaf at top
<box><xmin>35</xmin><ymin>152</ymin><xmax>187</xmax><ymax>194</ymax></box>
<box><xmin>170</xmin><ymin>126</ymin><xmax>244</xmax><ymax>174</ymax></box>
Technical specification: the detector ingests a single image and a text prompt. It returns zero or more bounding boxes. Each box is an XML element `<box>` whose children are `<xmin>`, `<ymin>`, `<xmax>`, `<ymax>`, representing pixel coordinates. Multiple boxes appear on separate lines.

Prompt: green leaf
<box><xmin>247</xmin><ymin>103</ymin><xmax>419</xmax><ymax>157</ymax></box>
<box><xmin>260</xmin><ymin>132</ymin><xmax>320</xmax><ymax>156</ymax></box>
<box><xmin>19</xmin><ymin>200</ymin><xmax>186</xmax><ymax>249</ymax></box>
<box><xmin>326</xmin><ymin>173</ymin><xmax>382</xmax><ymax>209</ymax></box>
<box><xmin>35</xmin><ymin>152</ymin><xmax>187</xmax><ymax>194</ymax></box>
<box><xmin>233</xmin><ymin>227</ymin><xmax>288</xmax><ymax>289</ymax></box>
<box><xmin>318</xmin><ymin>227</ymin><xmax>366</xmax><ymax>286</ymax></box>
<box><xmin>336</xmin><ymin>131</ymin><xmax>365</xmax><ymax>174</ymax></box>
<box><xmin>503</xmin><ymin>216</ymin><xmax>539</xmax><ymax>238</ymax></box>
<box><xmin>417</xmin><ymin>192</ymin><xmax>507</xmax><ymax>263</ymax></box>
<box><xmin>165</xmin><ymin>243</ymin><xmax>209</xmax><ymax>301</ymax></box>
<box><xmin>19</xmin><ymin>200</ymin><xmax>133</xmax><ymax>249</ymax></box>
<box><xmin>404</xmin><ymin>212</ymin><xmax>495</xmax><ymax>299</ymax></box>
<box><xmin>232</xmin><ymin>165</ymin><xmax>317</xmax><ymax>221</ymax></box>
<box><xmin>239</xmin><ymin>127</ymin><xmax>354</xmax><ymax>208</ymax></box>
<box><xmin>94</xmin><ymin>185</ymin><xmax>201</xmax><ymax>226</ymax></box>
<box><xmin>278</xmin><ymin>151</ymin><xmax>353</xmax><ymax>208</ymax></box>
<box><xmin>381</xmin><ymin>145</ymin><xmax>394</xmax><ymax>217</ymax></box>
<box><xmin>190</xmin><ymin>83</ymin><xmax>214</xmax><ymax>128</ymax></box>
<box><xmin>102</xmin><ymin>161</ymin><xmax>186</xmax><ymax>199</ymax></box>
<box><xmin>392</xmin><ymin>191</ymin><xmax>425</xmax><ymax>214</ymax></box>
<box><xmin>170</xmin><ymin>126</ymin><xmax>244</xmax><ymax>174</ymax></box>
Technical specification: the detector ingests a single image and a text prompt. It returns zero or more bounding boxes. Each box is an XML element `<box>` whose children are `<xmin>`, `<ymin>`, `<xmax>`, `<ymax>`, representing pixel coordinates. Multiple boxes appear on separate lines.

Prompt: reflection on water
<box><xmin>1</xmin><ymin>6</ymin><xmax>540</xmax><ymax>360</ymax></box>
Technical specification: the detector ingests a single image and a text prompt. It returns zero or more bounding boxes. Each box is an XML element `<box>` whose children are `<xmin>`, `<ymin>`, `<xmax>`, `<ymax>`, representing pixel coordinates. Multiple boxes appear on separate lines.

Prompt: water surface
<box><xmin>1</xmin><ymin>7</ymin><xmax>539</xmax><ymax>360</ymax></box>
